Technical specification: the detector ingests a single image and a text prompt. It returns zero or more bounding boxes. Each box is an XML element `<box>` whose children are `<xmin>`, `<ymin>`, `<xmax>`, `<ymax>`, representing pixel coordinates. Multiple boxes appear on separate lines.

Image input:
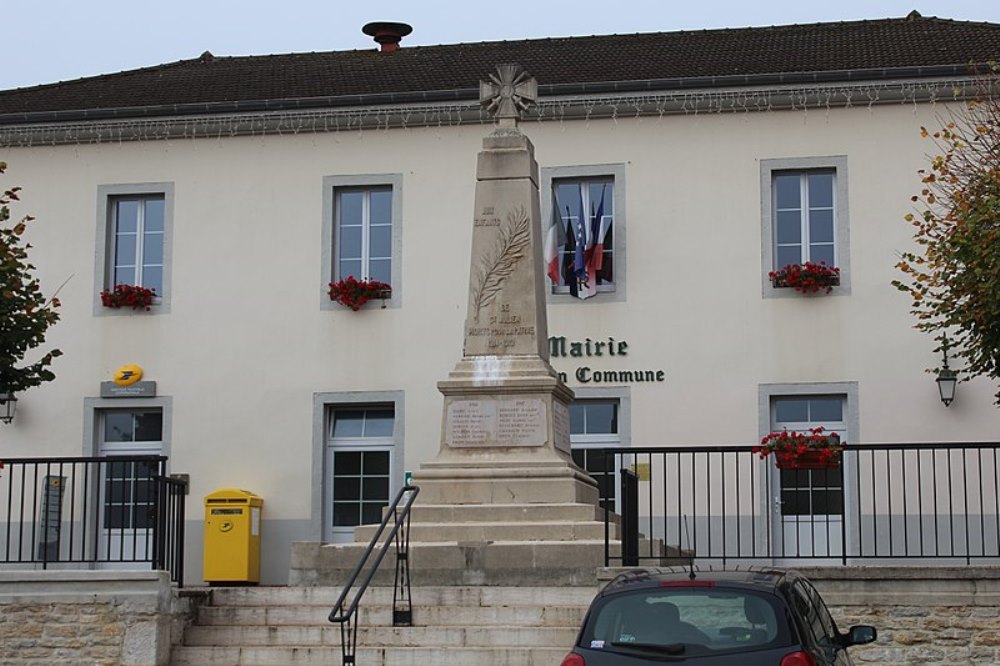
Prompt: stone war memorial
<box><xmin>292</xmin><ymin>64</ymin><xmax>655</xmax><ymax>586</ymax></box>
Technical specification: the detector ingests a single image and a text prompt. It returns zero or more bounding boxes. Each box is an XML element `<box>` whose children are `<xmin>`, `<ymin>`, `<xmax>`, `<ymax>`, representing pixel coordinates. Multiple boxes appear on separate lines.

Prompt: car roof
<box><xmin>598</xmin><ymin>567</ymin><xmax>799</xmax><ymax>598</ymax></box>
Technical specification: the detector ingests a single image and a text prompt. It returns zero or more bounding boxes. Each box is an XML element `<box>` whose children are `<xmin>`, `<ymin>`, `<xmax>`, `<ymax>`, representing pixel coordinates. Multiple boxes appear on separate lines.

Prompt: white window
<box><xmin>772</xmin><ymin>171</ymin><xmax>836</xmax><ymax>270</ymax></box>
<box><xmin>335</xmin><ymin>187</ymin><xmax>392</xmax><ymax>285</ymax></box>
<box><xmin>326</xmin><ymin>406</ymin><xmax>394</xmax><ymax>542</ymax></box>
<box><xmin>551</xmin><ymin>177</ymin><xmax>615</xmax><ymax>297</ymax></box>
<box><xmin>570</xmin><ymin>399</ymin><xmax>620</xmax><ymax>511</ymax></box>
<box><xmin>109</xmin><ymin>196</ymin><xmax>165</xmax><ymax>295</ymax></box>
<box><xmin>95</xmin><ymin>183</ymin><xmax>174</xmax><ymax>314</ymax></box>
<box><xmin>321</xmin><ymin>174</ymin><xmax>402</xmax><ymax>310</ymax></box>
<box><xmin>760</xmin><ymin>156</ymin><xmax>849</xmax><ymax>296</ymax></box>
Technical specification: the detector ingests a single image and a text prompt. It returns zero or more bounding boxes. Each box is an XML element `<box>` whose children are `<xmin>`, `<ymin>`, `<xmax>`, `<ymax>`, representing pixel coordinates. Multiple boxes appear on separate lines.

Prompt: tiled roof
<box><xmin>1</xmin><ymin>14</ymin><xmax>998</xmax><ymax>119</ymax></box>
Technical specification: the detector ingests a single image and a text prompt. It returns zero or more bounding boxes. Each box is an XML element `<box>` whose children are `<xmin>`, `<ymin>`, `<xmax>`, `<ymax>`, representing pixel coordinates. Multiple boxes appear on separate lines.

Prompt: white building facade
<box><xmin>1</xmin><ymin>15</ymin><xmax>999</xmax><ymax>583</ymax></box>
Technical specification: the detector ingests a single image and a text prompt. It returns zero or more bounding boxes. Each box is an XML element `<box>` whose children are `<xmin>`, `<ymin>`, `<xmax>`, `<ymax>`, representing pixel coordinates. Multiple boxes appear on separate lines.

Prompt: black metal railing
<box><xmin>329</xmin><ymin>484</ymin><xmax>419</xmax><ymax>665</ymax></box>
<box><xmin>594</xmin><ymin>443</ymin><xmax>1000</xmax><ymax>566</ymax></box>
<box><xmin>0</xmin><ymin>456</ymin><xmax>187</xmax><ymax>585</ymax></box>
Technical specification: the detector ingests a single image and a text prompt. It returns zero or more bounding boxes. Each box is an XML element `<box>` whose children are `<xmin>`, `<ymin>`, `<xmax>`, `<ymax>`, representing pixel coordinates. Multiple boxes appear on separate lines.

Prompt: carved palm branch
<box><xmin>471</xmin><ymin>206</ymin><xmax>531</xmax><ymax>322</ymax></box>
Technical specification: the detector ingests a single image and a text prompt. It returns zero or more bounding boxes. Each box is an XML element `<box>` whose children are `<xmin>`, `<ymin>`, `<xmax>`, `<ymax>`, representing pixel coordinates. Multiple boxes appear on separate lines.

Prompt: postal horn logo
<box><xmin>113</xmin><ymin>364</ymin><xmax>143</xmax><ymax>387</ymax></box>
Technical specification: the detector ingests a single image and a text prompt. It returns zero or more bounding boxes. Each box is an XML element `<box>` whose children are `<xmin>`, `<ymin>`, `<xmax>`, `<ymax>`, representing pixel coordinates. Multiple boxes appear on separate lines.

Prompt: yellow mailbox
<box><xmin>203</xmin><ymin>488</ymin><xmax>262</xmax><ymax>584</ymax></box>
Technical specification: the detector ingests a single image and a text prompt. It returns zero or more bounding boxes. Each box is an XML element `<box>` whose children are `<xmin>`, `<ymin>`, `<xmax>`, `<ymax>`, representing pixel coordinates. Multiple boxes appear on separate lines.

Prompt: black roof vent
<box><xmin>362</xmin><ymin>22</ymin><xmax>413</xmax><ymax>53</ymax></box>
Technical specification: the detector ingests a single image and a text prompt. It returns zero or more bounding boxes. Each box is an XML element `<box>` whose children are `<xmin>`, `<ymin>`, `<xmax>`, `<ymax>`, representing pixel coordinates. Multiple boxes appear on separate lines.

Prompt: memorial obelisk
<box><xmin>417</xmin><ymin>64</ymin><xmax>598</xmax><ymax>506</ymax></box>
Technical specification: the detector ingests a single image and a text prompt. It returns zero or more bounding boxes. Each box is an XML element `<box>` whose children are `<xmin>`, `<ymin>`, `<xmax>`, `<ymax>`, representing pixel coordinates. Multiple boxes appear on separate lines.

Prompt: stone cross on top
<box><xmin>479</xmin><ymin>64</ymin><xmax>538</xmax><ymax>129</ymax></box>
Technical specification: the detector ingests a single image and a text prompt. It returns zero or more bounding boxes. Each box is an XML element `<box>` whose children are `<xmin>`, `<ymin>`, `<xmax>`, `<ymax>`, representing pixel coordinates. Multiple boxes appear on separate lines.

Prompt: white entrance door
<box><xmin>98</xmin><ymin>409</ymin><xmax>163</xmax><ymax>567</ymax></box>
<box><xmin>770</xmin><ymin>396</ymin><xmax>845</xmax><ymax>563</ymax></box>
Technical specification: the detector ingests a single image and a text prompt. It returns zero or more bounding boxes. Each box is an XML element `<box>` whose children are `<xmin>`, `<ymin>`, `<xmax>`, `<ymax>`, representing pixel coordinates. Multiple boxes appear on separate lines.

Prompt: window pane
<box><xmin>141</xmin><ymin>266</ymin><xmax>163</xmax><ymax>294</ymax></box>
<box><xmin>144</xmin><ymin>198</ymin><xmax>165</xmax><ymax>232</ymax></box>
<box><xmin>369</xmin><ymin>224</ymin><xmax>391</xmax><ymax>259</ymax></box>
<box><xmin>113</xmin><ymin>267</ymin><xmax>136</xmax><ymax>287</ymax></box>
<box><xmin>555</xmin><ymin>182</ymin><xmax>582</xmax><ymax>223</ymax></box>
<box><xmin>809</xmin><ymin>244</ymin><xmax>835</xmax><ymax>267</ymax></box>
<box><xmin>115</xmin><ymin>200</ymin><xmax>140</xmax><ymax>233</ymax></box>
<box><xmin>143</xmin><ymin>232</ymin><xmax>164</xmax><ymax>265</ymax></box>
<box><xmin>339</xmin><ymin>226</ymin><xmax>363</xmax><ymax>261</ymax></box>
<box><xmin>781</xmin><ymin>489</ymin><xmax>806</xmax><ymax>515</ymax></box>
<box><xmin>363</xmin><ymin>450</ymin><xmax>390</xmax><ymax>474</ymax></box>
<box><xmin>808</xmin><ymin>398</ymin><xmax>843</xmax><ymax>422</ymax></box>
<box><xmin>808</xmin><ymin>173</ymin><xmax>834</xmax><ymax>208</ymax></box>
<box><xmin>589</xmin><ymin>181</ymin><xmax>613</xmax><ymax>215</ymax></box>
<box><xmin>368</xmin><ymin>259</ymin><xmax>391</xmax><ymax>285</ymax></box>
<box><xmin>774</xmin><ymin>399</ymin><xmax>809</xmax><ymax>423</ymax></box>
<box><xmin>334</xmin><ymin>450</ymin><xmax>362</xmax><ymax>474</ymax></box>
<box><xmin>774</xmin><ymin>175</ymin><xmax>800</xmax><ymax>209</ymax></box>
<box><xmin>333</xmin><ymin>477</ymin><xmax>361</xmax><ymax>500</ymax></box>
<box><xmin>115</xmin><ymin>233</ymin><xmax>137</xmax><ymax>268</ymax></box>
<box><xmin>333</xmin><ymin>411</ymin><xmax>364</xmax><ymax>438</ymax></box>
<box><xmin>571</xmin><ymin>450</ymin><xmax>585</xmax><ymax>467</ymax></box>
<box><xmin>104</xmin><ymin>413</ymin><xmax>135</xmax><ymax>442</ymax></box>
<box><xmin>808</xmin><ymin>209</ymin><xmax>834</xmax><ymax>244</ymax></box>
<box><xmin>361</xmin><ymin>502</ymin><xmax>385</xmax><ymax>524</ymax></box>
<box><xmin>776</xmin><ymin>246</ymin><xmax>801</xmax><ymax>270</ymax></box>
<box><xmin>362</xmin><ymin>477</ymin><xmax>389</xmax><ymax>501</ymax></box>
<box><xmin>585</xmin><ymin>403</ymin><xmax>618</xmax><ymax>434</ymax></box>
<box><xmin>338</xmin><ymin>259</ymin><xmax>363</xmax><ymax>281</ymax></box>
<box><xmin>369</xmin><ymin>190</ymin><xmax>392</xmax><ymax>224</ymax></box>
<box><xmin>363</xmin><ymin>412</ymin><xmax>394</xmax><ymax>437</ymax></box>
<box><xmin>338</xmin><ymin>191</ymin><xmax>364</xmax><ymax>226</ymax></box>
<box><xmin>776</xmin><ymin>211</ymin><xmax>802</xmax><ymax>245</ymax></box>
<box><xmin>584</xmin><ymin>451</ymin><xmax>615</xmax><ymax>474</ymax></box>
<box><xmin>569</xmin><ymin>404</ymin><xmax>585</xmax><ymax>434</ymax></box>
<box><xmin>333</xmin><ymin>502</ymin><xmax>360</xmax><ymax>527</ymax></box>
<box><xmin>134</xmin><ymin>413</ymin><xmax>163</xmax><ymax>441</ymax></box>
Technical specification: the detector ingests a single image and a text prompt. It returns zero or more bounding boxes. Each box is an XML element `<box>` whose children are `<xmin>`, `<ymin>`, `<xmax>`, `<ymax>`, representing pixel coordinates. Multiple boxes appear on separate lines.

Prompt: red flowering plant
<box><xmin>753</xmin><ymin>427</ymin><xmax>844</xmax><ymax>469</ymax></box>
<box><xmin>328</xmin><ymin>277</ymin><xmax>392</xmax><ymax>311</ymax></box>
<box><xmin>100</xmin><ymin>284</ymin><xmax>157</xmax><ymax>311</ymax></box>
<box><xmin>769</xmin><ymin>262</ymin><xmax>841</xmax><ymax>294</ymax></box>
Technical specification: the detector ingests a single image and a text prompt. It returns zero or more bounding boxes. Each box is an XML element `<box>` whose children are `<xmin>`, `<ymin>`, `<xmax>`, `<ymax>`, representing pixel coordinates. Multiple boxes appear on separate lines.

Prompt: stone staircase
<box><xmin>170</xmin><ymin>585</ymin><xmax>597</xmax><ymax>665</ymax></box>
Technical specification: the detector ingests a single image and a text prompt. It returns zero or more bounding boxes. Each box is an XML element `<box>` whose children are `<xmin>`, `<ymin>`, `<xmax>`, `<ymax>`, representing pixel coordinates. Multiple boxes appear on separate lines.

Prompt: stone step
<box><xmin>170</xmin><ymin>645</ymin><xmax>570</xmax><ymax>666</ymax></box>
<box><xmin>184</xmin><ymin>624</ymin><xmax>578</xmax><ymax>647</ymax></box>
<box><xmin>209</xmin><ymin>585</ymin><xmax>599</xmax><ymax>607</ymax></box>
<box><xmin>355</xmin><ymin>519</ymin><xmax>611</xmax><ymax>542</ymax></box>
<box><xmin>406</xmin><ymin>502</ymin><xmax>612</xmax><ymax>524</ymax></box>
<box><xmin>196</xmin><ymin>602</ymin><xmax>587</xmax><ymax>628</ymax></box>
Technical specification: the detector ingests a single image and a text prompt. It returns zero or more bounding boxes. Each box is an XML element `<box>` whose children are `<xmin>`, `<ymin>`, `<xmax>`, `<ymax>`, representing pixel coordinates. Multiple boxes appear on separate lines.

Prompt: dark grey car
<box><xmin>561</xmin><ymin>568</ymin><xmax>876</xmax><ymax>666</ymax></box>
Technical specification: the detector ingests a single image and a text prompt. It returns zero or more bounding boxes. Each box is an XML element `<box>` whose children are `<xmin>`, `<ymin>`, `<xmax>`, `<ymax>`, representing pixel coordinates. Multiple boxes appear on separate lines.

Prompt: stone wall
<box><xmin>0</xmin><ymin>571</ymin><xmax>180</xmax><ymax>666</ymax></box>
<box><xmin>803</xmin><ymin>567</ymin><xmax>1000</xmax><ymax>664</ymax></box>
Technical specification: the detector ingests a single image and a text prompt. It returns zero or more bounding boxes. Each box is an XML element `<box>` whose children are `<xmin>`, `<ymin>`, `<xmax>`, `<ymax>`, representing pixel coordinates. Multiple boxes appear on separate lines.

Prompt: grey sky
<box><xmin>5</xmin><ymin>0</ymin><xmax>1000</xmax><ymax>91</ymax></box>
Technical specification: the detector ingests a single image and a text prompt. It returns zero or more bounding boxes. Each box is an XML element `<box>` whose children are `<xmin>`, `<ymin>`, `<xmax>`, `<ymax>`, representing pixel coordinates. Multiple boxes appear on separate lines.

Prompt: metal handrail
<box><xmin>328</xmin><ymin>484</ymin><xmax>419</xmax><ymax>665</ymax></box>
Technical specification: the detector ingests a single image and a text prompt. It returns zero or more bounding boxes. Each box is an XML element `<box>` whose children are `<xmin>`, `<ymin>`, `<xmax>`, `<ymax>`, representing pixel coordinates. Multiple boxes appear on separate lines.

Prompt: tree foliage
<box><xmin>893</xmin><ymin>75</ymin><xmax>1000</xmax><ymax>404</ymax></box>
<box><xmin>0</xmin><ymin>161</ymin><xmax>61</xmax><ymax>394</ymax></box>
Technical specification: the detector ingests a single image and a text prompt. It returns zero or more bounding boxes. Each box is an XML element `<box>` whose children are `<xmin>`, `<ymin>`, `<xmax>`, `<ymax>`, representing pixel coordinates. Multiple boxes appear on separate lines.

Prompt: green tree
<box><xmin>893</xmin><ymin>79</ymin><xmax>1000</xmax><ymax>404</ymax></box>
<box><xmin>0</xmin><ymin>161</ymin><xmax>61</xmax><ymax>397</ymax></box>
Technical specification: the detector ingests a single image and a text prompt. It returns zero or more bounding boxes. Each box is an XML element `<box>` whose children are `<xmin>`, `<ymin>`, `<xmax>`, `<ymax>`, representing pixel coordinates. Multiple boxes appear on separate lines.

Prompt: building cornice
<box><xmin>0</xmin><ymin>75</ymin><xmax>987</xmax><ymax>147</ymax></box>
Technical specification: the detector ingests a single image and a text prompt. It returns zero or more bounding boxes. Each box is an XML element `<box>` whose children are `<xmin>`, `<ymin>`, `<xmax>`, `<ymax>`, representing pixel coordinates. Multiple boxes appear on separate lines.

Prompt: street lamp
<box><xmin>0</xmin><ymin>392</ymin><xmax>16</xmax><ymax>424</ymax></box>
<box><xmin>936</xmin><ymin>337</ymin><xmax>958</xmax><ymax>407</ymax></box>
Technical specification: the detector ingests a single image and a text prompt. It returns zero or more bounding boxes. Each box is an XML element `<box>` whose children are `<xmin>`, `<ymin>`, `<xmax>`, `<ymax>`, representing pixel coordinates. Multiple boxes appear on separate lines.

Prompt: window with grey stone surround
<box><xmin>94</xmin><ymin>183</ymin><xmax>175</xmax><ymax>315</ymax></box>
<box><xmin>541</xmin><ymin>164</ymin><xmax>626</xmax><ymax>302</ymax></box>
<box><xmin>311</xmin><ymin>390</ymin><xmax>404</xmax><ymax>543</ymax></box>
<box><xmin>570</xmin><ymin>386</ymin><xmax>630</xmax><ymax>512</ymax></box>
<box><xmin>760</xmin><ymin>157</ymin><xmax>850</xmax><ymax>297</ymax></box>
<box><xmin>321</xmin><ymin>174</ymin><xmax>402</xmax><ymax>310</ymax></box>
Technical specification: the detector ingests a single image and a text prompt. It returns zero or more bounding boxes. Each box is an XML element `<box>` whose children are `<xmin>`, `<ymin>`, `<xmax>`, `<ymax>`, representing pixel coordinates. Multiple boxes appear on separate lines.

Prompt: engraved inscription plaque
<box><xmin>552</xmin><ymin>400</ymin><xmax>571</xmax><ymax>453</ymax></box>
<box><xmin>447</xmin><ymin>398</ymin><xmax>547</xmax><ymax>448</ymax></box>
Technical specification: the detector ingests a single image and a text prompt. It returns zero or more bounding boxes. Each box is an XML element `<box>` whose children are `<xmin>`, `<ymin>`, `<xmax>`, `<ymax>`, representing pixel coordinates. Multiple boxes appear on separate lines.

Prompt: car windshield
<box><xmin>584</xmin><ymin>586</ymin><xmax>790</xmax><ymax>657</ymax></box>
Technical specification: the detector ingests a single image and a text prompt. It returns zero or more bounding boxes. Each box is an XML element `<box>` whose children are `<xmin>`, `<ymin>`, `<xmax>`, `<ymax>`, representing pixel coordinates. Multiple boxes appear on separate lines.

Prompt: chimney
<box><xmin>362</xmin><ymin>22</ymin><xmax>413</xmax><ymax>53</ymax></box>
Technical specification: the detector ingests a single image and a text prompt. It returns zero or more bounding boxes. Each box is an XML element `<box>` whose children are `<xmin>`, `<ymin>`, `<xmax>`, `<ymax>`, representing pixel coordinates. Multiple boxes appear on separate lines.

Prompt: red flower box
<box><xmin>754</xmin><ymin>428</ymin><xmax>843</xmax><ymax>469</ymax></box>
<box><xmin>769</xmin><ymin>262</ymin><xmax>841</xmax><ymax>294</ymax></box>
<box><xmin>100</xmin><ymin>284</ymin><xmax>156</xmax><ymax>311</ymax></box>
<box><xmin>328</xmin><ymin>277</ymin><xmax>391</xmax><ymax>311</ymax></box>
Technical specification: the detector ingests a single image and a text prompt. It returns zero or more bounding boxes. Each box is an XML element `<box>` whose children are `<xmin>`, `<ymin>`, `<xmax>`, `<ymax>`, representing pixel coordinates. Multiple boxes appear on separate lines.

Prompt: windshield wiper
<box><xmin>610</xmin><ymin>641</ymin><xmax>687</xmax><ymax>656</ymax></box>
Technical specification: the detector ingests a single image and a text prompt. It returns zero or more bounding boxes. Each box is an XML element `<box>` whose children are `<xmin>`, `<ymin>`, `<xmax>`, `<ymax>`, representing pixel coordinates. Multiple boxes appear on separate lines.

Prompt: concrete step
<box><xmin>196</xmin><ymin>602</ymin><xmax>588</xmax><ymax>627</ymax></box>
<box><xmin>355</xmin><ymin>519</ymin><xmax>612</xmax><ymax>542</ymax></box>
<box><xmin>171</xmin><ymin>645</ymin><xmax>569</xmax><ymax>666</ymax></box>
<box><xmin>184</xmin><ymin>624</ymin><xmax>578</xmax><ymax>647</ymax></box>
<box><xmin>406</xmin><ymin>502</ymin><xmax>612</xmax><ymax>524</ymax></box>
<box><xmin>209</xmin><ymin>585</ymin><xmax>599</xmax><ymax>607</ymax></box>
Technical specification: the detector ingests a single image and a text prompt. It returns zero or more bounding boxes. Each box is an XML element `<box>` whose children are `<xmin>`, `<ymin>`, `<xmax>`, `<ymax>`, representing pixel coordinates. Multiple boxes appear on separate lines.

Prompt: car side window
<box><xmin>804</xmin><ymin>581</ymin><xmax>839</xmax><ymax>640</ymax></box>
<box><xmin>793</xmin><ymin>581</ymin><xmax>836</xmax><ymax>646</ymax></box>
